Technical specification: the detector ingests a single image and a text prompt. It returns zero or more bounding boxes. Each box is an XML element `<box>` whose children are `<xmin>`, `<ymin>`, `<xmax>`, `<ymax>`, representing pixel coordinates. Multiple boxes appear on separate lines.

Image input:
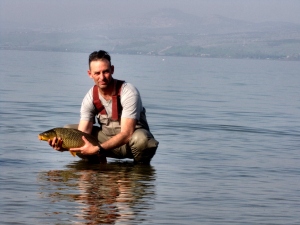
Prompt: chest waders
<box><xmin>93</xmin><ymin>79</ymin><xmax>125</xmax><ymax>136</ymax></box>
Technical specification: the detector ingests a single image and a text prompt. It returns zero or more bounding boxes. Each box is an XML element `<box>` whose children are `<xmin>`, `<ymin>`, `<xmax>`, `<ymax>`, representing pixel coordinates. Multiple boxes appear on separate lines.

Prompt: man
<box><xmin>49</xmin><ymin>50</ymin><xmax>158</xmax><ymax>163</ymax></box>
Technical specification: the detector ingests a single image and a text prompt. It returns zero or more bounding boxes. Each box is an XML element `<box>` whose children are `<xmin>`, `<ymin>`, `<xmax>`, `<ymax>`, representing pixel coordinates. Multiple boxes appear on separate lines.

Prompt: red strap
<box><xmin>93</xmin><ymin>80</ymin><xmax>125</xmax><ymax>121</ymax></box>
<box><xmin>111</xmin><ymin>95</ymin><xmax>118</xmax><ymax>120</ymax></box>
<box><xmin>93</xmin><ymin>85</ymin><xmax>106</xmax><ymax>115</ymax></box>
<box><xmin>111</xmin><ymin>80</ymin><xmax>124</xmax><ymax>120</ymax></box>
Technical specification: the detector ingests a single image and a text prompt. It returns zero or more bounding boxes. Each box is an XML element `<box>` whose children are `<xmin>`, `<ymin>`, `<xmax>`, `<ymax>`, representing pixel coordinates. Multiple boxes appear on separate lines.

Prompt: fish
<box><xmin>38</xmin><ymin>127</ymin><xmax>99</xmax><ymax>157</ymax></box>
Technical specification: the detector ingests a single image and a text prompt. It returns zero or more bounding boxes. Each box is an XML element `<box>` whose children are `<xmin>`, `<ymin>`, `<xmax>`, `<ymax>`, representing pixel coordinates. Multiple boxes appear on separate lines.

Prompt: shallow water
<box><xmin>0</xmin><ymin>50</ymin><xmax>300</xmax><ymax>224</ymax></box>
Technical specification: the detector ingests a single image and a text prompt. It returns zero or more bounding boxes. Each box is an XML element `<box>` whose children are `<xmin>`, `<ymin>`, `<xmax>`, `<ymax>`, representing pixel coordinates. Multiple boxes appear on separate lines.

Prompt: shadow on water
<box><xmin>37</xmin><ymin>160</ymin><xmax>156</xmax><ymax>224</ymax></box>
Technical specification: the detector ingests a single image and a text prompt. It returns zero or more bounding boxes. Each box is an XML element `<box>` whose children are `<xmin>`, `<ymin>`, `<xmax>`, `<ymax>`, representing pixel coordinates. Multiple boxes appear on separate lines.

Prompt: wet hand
<box><xmin>69</xmin><ymin>136</ymin><xmax>99</xmax><ymax>155</ymax></box>
<box><xmin>48</xmin><ymin>137</ymin><xmax>66</xmax><ymax>151</ymax></box>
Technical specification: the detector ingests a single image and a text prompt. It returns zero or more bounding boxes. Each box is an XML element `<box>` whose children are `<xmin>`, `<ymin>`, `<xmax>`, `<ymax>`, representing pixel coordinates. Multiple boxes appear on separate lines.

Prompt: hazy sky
<box><xmin>1</xmin><ymin>0</ymin><xmax>300</xmax><ymax>29</ymax></box>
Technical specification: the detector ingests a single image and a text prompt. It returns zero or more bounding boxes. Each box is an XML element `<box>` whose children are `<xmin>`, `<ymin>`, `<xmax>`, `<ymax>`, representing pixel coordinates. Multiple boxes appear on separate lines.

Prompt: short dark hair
<box><xmin>89</xmin><ymin>50</ymin><xmax>111</xmax><ymax>66</ymax></box>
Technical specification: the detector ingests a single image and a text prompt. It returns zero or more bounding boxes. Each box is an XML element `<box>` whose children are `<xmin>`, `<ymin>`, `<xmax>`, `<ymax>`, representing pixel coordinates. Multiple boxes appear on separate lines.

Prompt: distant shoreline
<box><xmin>1</xmin><ymin>47</ymin><xmax>299</xmax><ymax>61</ymax></box>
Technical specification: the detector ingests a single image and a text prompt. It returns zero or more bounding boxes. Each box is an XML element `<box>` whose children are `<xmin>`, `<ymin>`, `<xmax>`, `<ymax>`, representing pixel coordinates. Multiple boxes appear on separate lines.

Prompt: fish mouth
<box><xmin>38</xmin><ymin>134</ymin><xmax>47</xmax><ymax>141</ymax></box>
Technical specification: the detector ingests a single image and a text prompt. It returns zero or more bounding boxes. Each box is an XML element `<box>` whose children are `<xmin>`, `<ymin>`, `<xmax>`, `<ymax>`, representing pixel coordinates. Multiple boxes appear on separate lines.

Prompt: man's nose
<box><xmin>98</xmin><ymin>73</ymin><xmax>105</xmax><ymax>80</ymax></box>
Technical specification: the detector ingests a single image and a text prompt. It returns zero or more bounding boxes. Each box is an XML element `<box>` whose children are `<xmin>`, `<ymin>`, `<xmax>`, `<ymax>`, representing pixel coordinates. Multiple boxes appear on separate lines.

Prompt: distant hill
<box><xmin>1</xmin><ymin>8</ymin><xmax>300</xmax><ymax>60</ymax></box>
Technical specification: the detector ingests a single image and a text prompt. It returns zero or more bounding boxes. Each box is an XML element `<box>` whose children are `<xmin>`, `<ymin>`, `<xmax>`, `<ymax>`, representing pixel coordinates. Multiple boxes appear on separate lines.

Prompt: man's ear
<box><xmin>87</xmin><ymin>70</ymin><xmax>92</xmax><ymax>78</ymax></box>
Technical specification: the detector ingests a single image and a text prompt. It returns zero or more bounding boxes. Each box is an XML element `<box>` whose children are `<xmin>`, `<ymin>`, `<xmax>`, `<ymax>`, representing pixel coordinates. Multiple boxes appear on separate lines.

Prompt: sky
<box><xmin>1</xmin><ymin>0</ymin><xmax>300</xmax><ymax>29</ymax></box>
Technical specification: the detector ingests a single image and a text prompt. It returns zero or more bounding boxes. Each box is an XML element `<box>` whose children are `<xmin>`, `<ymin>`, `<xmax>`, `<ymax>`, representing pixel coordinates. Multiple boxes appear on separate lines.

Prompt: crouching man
<box><xmin>49</xmin><ymin>50</ymin><xmax>158</xmax><ymax>164</ymax></box>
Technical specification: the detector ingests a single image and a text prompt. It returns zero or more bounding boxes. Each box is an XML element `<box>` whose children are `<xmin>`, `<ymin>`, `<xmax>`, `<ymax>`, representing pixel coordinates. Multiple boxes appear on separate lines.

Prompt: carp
<box><xmin>38</xmin><ymin>127</ymin><xmax>99</xmax><ymax>157</ymax></box>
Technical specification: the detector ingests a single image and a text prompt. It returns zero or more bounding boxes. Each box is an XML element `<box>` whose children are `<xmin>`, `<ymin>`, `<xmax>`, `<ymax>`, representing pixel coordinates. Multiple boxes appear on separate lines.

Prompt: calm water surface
<box><xmin>0</xmin><ymin>50</ymin><xmax>300</xmax><ymax>224</ymax></box>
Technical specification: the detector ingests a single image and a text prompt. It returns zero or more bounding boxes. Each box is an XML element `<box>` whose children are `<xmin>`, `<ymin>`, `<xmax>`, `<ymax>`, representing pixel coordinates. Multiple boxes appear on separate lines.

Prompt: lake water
<box><xmin>0</xmin><ymin>50</ymin><xmax>299</xmax><ymax>224</ymax></box>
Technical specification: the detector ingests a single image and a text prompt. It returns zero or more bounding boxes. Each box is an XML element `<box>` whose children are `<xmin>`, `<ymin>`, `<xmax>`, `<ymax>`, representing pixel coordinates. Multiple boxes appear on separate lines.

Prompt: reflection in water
<box><xmin>38</xmin><ymin>161</ymin><xmax>156</xmax><ymax>224</ymax></box>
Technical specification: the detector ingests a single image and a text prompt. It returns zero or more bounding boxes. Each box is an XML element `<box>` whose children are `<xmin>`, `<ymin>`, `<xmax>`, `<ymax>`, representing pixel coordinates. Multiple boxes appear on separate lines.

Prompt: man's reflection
<box><xmin>38</xmin><ymin>161</ymin><xmax>156</xmax><ymax>224</ymax></box>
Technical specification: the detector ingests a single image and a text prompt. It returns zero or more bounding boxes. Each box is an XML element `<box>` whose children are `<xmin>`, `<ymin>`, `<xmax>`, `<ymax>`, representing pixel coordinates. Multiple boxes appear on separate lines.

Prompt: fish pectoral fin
<box><xmin>70</xmin><ymin>151</ymin><xmax>77</xmax><ymax>157</ymax></box>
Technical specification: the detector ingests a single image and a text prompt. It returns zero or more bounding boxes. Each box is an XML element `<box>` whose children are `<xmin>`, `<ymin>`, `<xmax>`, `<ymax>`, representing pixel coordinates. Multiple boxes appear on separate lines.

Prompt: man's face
<box><xmin>88</xmin><ymin>59</ymin><xmax>114</xmax><ymax>89</ymax></box>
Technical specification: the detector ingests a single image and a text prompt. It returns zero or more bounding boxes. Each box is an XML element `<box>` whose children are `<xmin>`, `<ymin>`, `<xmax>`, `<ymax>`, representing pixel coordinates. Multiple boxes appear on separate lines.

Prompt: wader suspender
<box><xmin>93</xmin><ymin>79</ymin><xmax>125</xmax><ymax>121</ymax></box>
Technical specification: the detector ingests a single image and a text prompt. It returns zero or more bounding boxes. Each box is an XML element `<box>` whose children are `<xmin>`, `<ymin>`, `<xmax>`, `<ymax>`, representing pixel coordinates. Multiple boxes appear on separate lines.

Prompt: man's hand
<box><xmin>69</xmin><ymin>136</ymin><xmax>99</xmax><ymax>155</ymax></box>
<box><xmin>48</xmin><ymin>137</ymin><xmax>66</xmax><ymax>152</ymax></box>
